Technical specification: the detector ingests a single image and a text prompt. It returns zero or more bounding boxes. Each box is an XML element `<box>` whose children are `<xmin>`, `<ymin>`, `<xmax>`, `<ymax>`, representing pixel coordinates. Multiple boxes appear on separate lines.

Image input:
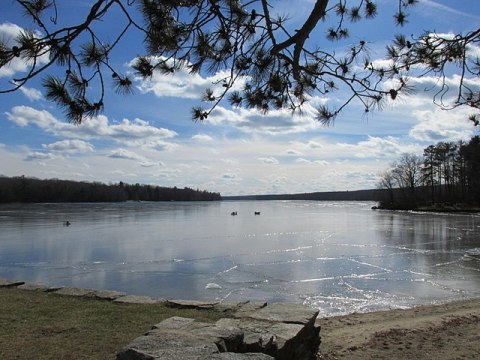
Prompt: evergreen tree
<box><xmin>0</xmin><ymin>0</ymin><xmax>478</xmax><ymax>124</ymax></box>
<box><xmin>378</xmin><ymin>136</ymin><xmax>480</xmax><ymax>209</ymax></box>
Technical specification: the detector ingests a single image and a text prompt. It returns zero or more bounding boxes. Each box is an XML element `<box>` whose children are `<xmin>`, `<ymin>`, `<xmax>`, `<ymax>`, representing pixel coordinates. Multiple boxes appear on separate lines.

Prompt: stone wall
<box><xmin>117</xmin><ymin>302</ymin><xmax>320</xmax><ymax>360</ymax></box>
<box><xmin>1</xmin><ymin>277</ymin><xmax>321</xmax><ymax>359</ymax></box>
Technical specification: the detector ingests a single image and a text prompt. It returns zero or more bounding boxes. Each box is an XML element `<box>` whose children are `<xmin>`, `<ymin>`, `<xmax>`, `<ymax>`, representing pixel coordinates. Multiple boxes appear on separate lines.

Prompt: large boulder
<box><xmin>117</xmin><ymin>303</ymin><xmax>320</xmax><ymax>360</ymax></box>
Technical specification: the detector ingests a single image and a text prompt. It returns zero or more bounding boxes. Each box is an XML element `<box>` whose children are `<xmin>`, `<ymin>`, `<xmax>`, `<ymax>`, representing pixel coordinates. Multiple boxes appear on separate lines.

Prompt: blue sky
<box><xmin>1</xmin><ymin>0</ymin><xmax>479</xmax><ymax>196</ymax></box>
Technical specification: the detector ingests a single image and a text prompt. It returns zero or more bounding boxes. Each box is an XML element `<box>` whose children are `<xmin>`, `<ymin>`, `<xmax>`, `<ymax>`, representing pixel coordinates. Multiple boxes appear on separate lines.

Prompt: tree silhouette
<box><xmin>1</xmin><ymin>0</ymin><xmax>478</xmax><ymax>125</ymax></box>
<box><xmin>377</xmin><ymin>136</ymin><xmax>480</xmax><ymax>209</ymax></box>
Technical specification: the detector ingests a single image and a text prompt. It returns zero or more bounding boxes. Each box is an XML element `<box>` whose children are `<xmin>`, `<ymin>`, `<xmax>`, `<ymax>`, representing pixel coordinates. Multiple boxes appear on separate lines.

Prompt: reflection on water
<box><xmin>0</xmin><ymin>201</ymin><xmax>479</xmax><ymax>316</ymax></box>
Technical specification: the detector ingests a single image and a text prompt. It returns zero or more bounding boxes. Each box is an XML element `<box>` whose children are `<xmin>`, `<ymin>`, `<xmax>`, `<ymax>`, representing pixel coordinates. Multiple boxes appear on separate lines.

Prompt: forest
<box><xmin>0</xmin><ymin>176</ymin><xmax>221</xmax><ymax>203</ymax></box>
<box><xmin>223</xmin><ymin>189</ymin><xmax>380</xmax><ymax>201</ymax></box>
<box><xmin>377</xmin><ymin>136</ymin><xmax>480</xmax><ymax>210</ymax></box>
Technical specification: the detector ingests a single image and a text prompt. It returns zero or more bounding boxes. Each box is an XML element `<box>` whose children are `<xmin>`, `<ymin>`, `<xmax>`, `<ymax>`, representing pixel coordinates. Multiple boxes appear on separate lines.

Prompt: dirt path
<box><xmin>316</xmin><ymin>299</ymin><xmax>480</xmax><ymax>359</ymax></box>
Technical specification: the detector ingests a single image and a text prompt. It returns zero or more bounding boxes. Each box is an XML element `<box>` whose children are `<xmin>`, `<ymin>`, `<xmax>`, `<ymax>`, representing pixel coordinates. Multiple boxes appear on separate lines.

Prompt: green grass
<box><xmin>0</xmin><ymin>288</ymin><xmax>225</xmax><ymax>359</ymax></box>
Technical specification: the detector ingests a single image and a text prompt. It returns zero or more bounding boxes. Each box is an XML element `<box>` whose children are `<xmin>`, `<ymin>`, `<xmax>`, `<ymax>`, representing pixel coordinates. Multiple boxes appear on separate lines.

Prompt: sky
<box><xmin>0</xmin><ymin>0</ymin><xmax>479</xmax><ymax>196</ymax></box>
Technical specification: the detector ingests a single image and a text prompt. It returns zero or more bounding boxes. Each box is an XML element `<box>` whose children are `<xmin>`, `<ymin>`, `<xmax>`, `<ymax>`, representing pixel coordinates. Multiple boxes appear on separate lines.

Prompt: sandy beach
<box><xmin>316</xmin><ymin>298</ymin><xmax>480</xmax><ymax>359</ymax></box>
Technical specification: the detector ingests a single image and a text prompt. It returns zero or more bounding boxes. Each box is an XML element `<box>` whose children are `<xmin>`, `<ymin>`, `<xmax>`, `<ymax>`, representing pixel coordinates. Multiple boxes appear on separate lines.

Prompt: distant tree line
<box><xmin>377</xmin><ymin>136</ymin><xmax>480</xmax><ymax>210</ymax></box>
<box><xmin>0</xmin><ymin>176</ymin><xmax>221</xmax><ymax>203</ymax></box>
<box><xmin>223</xmin><ymin>189</ymin><xmax>380</xmax><ymax>201</ymax></box>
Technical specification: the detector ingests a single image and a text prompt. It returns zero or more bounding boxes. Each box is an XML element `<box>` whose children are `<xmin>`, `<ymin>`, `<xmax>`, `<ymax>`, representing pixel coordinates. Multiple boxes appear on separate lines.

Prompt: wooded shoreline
<box><xmin>0</xmin><ymin>175</ymin><xmax>221</xmax><ymax>203</ymax></box>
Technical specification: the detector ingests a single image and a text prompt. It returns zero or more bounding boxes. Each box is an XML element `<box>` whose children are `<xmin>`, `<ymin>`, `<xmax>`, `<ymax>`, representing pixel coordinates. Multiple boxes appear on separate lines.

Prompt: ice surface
<box><xmin>1</xmin><ymin>201</ymin><xmax>479</xmax><ymax>316</ymax></box>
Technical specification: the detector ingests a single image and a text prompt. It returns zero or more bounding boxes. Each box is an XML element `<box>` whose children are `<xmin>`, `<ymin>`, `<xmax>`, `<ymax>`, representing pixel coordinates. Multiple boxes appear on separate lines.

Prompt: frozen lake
<box><xmin>1</xmin><ymin>200</ymin><xmax>479</xmax><ymax>316</ymax></box>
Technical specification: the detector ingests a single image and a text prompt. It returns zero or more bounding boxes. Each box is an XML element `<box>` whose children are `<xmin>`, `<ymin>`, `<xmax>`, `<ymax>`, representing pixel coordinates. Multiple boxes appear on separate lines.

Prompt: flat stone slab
<box><xmin>54</xmin><ymin>287</ymin><xmax>96</xmax><ymax>297</ymax></box>
<box><xmin>17</xmin><ymin>283</ymin><xmax>51</xmax><ymax>291</ymax></box>
<box><xmin>118</xmin><ymin>302</ymin><xmax>321</xmax><ymax>360</ymax></box>
<box><xmin>164</xmin><ymin>300</ymin><xmax>268</xmax><ymax>314</ymax></box>
<box><xmin>166</xmin><ymin>299</ymin><xmax>219</xmax><ymax>309</ymax></box>
<box><xmin>117</xmin><ymin>330</ymin><xmax>220</xmax><ymax>360</ymax></box>
<box><xmin>247</xmin><ymin>302</ymin><xmax>319</xmax><ymax>326</ymax></box>
<box><xmin>114</xmin><ymin>295</ymin><xmax>160</xmax><ymax>304</ymax></box>
<box><xmin>0</xmin><ymin>278</ymin><xmax>25</xmax><ymax>287</ymax></box>
<box><xmin>232</xmin><ymin>301</ymin><xmax>268</xmax><ymax>318</ymax></box>
<box><xmin>152</xmin><ymin>316</ymin><xmax>196</xmax><ymax>330</ymax></box>
<box><xmin>92</xmin><ymin>289</ymin><xmax>126</xmax><ymax>300</ymax></box>
<box><xmin>205</xmin><ymin>353</ymin><xmax>274</xmax><ymax>359</ymax></box>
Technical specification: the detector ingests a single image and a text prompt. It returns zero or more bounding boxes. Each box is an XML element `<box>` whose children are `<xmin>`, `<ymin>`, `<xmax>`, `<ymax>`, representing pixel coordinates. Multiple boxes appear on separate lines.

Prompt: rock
<box><xmin>203</xmin><ymin>353</ymin><xmax>274</xmax><ymax>359</ymax></box>
<box><xmin>231</xmin><ymin>301</ymin><xmax>268</xmax><ymax>318</ymax></box>
<box><xmin>211</xmin><ymin>302</ymin><xmax>241</xmax><ymax>313</ymax></box>
<box><xmin>114</xmin><ymin>295</ymin><xmax>160</xmax><ymax>304</ymax></box>
<box><xmin>151</xmin><ymin>318</ymin><xmax>244</xmax><ymax>353</ymax></box>
<box><xmin>118</xmin><ymin>303</ymin><xmax>321</xmax><ymax>360</ymax></box>
<box><xmin>166</xmin><ymin>299</ymin><xmax>219</xmax><ymax>309</ymax></box>
<box><xmin>18</xmin><ymin>283</ymin><xmax>47</xmax><ymax>291</ymax></box>
<box><xmin>17</xmin><ymin>283</ymin><xmax>62</xmax><ymax>292</ymax></box>
<box><xmin>116</xmin><ymin>330</ymin><xmax>220</xmax><ymax>360</ymax></box>
<box><xmin>162</xmin><ymin>299</ymin><xmax>267</xmax><ymax>314</ymax></box>
<box><xmin>152</xmin><ymin>316</ymin><xmax>196</xmax><ymax>330</ymax></box>
<box><xmin>189</xmin><ymin>321</ymin><xmax>244</xmax><ymax>352</ymax></box>
<box><xmin>0</xmin><ymin>278</ymin><xmax>25</xmax><ymax>288</ymax></box>
<box><xmin>247</xmin><ymin>302</ymin><xmax>319</xmax><ymax>326</ymax></box>
<box><xmin>216</xmin><ymin>318</ymin><xmax>241</xmax><ymax>328</ymax></box>
<box><xmin>54</xmin><ymin>287</ymin><xmax>95</xmax><ymax>297</ymax></box>
<box><xmin>229</xmin><ymin>318</ymin><xmax>312</xmax><ymax>358</ymax></box>
<box><xmin>92</xmin><ymin>289</ymin><xmax>127</xmax><ymax>300</ymax></box>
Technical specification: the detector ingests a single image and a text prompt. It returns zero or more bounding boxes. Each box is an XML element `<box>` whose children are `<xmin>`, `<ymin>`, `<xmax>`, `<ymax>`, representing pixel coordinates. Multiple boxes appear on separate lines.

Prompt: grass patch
<box><xmin>0</xmin><ymin>288</ymin><xmax>225</xmax><ymax>359</ymax></box>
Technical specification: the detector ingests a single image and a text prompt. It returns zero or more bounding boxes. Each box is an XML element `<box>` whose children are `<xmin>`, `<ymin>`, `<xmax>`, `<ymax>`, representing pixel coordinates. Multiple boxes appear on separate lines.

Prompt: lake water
<box><xmin>1</xmin><ymin>200</ymin><xmax>479</xmax><ymax>316</ymax></box>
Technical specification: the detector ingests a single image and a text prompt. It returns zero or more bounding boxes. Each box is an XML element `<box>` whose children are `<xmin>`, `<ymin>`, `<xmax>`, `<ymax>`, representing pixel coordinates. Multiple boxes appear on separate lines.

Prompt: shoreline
<box><xmin>373</xmin><ymin>203</ymin><xmax>480</xmax><ymax>213</ymax></box>
<box><xmin>2</xmin><ymin>275</ymin><xmax>477</xmax><ymax>317</ymax></box>
<box><xmin>2</xmin><ymin>276</ymin><xmax>480</xmax><ymax>359</ymax></box>
<box><xmin>2</xmin><ymin>275</ymin><xmax>479</xmax><ymax>313</ymax></box>
<box><xmin>317</xmin><ymin>297</ymin><xmax>480</xmax><ymax>359</ymax></box>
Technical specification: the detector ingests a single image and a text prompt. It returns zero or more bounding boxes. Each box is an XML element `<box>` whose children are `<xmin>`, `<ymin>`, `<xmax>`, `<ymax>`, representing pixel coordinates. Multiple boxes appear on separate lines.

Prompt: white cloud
<box><xmin>294</xmin><ymin>158</ymin><xmax>330</xmax><ymax>166</ymax></box>
<box><xmin>220</xmin><ymin>158</ymin><xmax>239</xmax><ymax>165</ymax></box>
<box><xmin>6</xmin><ymin>106</ymin><xmax>57</xmax><ymax>127</ymax></box>
<box><xmin>220</xmin><ymin>172</ymin><xmax>242</xmax><ymax>181</ymax></box>
<box><xmin>370</xmin><ymin>59</ymin><xmax>394</xmax><ymax>70</ymax></box>
<box><xmin>258</xmin><ymin>156</ymin><xmax>279</xmax><ymax>165</ymax></box>
<box><xmin>337</xmin><ymin>136</ymin><xmax>416</xmax><ymax>158</ymax></box>
<box><xmin>0</xmin><ymin>127</ymin><xmax>405</xmax><ymax>195</ymax></box>
<box><xmin>306</xmin><ymin>140</ymin><xmax>323</xmax><ymax>149</ymax></box>
<box><xmin>19</xmin><ymin>86</ymin><xmax>43</xmax><ymax>101</ymax></box>
<box><xmin>420</xmin><ymin>1</ymin><xmax>480</xmax><ymax>21</ymax></box>
<box><xmin>409</xmin><ymin>107</ymin><xmax>475</xmax><ymax>142</ymax></box>
<box><xmin>290</xmin><ymin>140</ymin><xmax>324</xmax><ymax>150</ymax></box>
<box><xmin>154</xmin><ymin>168</ymin><xmax>182</xmax><ymax>179</ymax></box>
<box><xmin>24</xmin><ymin>151</ymin><xmax>55</xmax><ymax>161</ymax></box>
<box><xmin>6</xmin><ymin>106</ymin><xmax>178</xmax><ymax>147</ymax></box>
<box><xmin>406</xmin><ymin>74</ymin><xmax>480</xmax><ymax>93</ymax></box>
<box><xmin>108</xmin><ymin>149</ymin><xmax>145</xmax><ymax>161</ymax></box>
<box><xmin>140</xmin><ymin>160</ymin><xmax>164</xmax><ymax>167</ymax></box>
<box><xmin>466</xmin><ymin>43</ymin><xmax>480</xmax><ymax>59</ymax></box>
<box><xmin>0</xmin><ymin>22</ymin><xmax>49</xmax><ymax>78</ymax></box>
<box><xmin>135</xmin><ymin>56</ymin><xmax>247</xmax><ymax>100</ymax></box>
<box><xmin>192</xmin><ymin>133</ymin><xmax>213</xmax><ymax>142</ymax></box>
<box><xmin>285</xmin><ymin>149</ymin><xmax>303</xmax><ymax>155</ymax></box>
<box><xmin>144</xmin><ymin>140</ymin><xmax>177</xmax><ymax>152</ymax></box>
<box><xmin>43</xmin><ymin>139</ymin><xmax>94</xmax><ymax>153</ymax></box>
<box><xmin>0</xmin><ymin>22</ymin><xmax>22</xmax><ymax>39</ymax></box>
<box><xmin>206</xmin><ymin>106</ymin><xmax>317</xmax><ymax>135</ymax></box>
<box><xmin>80</xmin><ymin>117</ymin><xmax>177</xmax><ymax>141</ymax></box>
<box><xmin>135</xmin><ymin>63</ymin><xmax>204</xmax><ymax>99</ymax></box>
